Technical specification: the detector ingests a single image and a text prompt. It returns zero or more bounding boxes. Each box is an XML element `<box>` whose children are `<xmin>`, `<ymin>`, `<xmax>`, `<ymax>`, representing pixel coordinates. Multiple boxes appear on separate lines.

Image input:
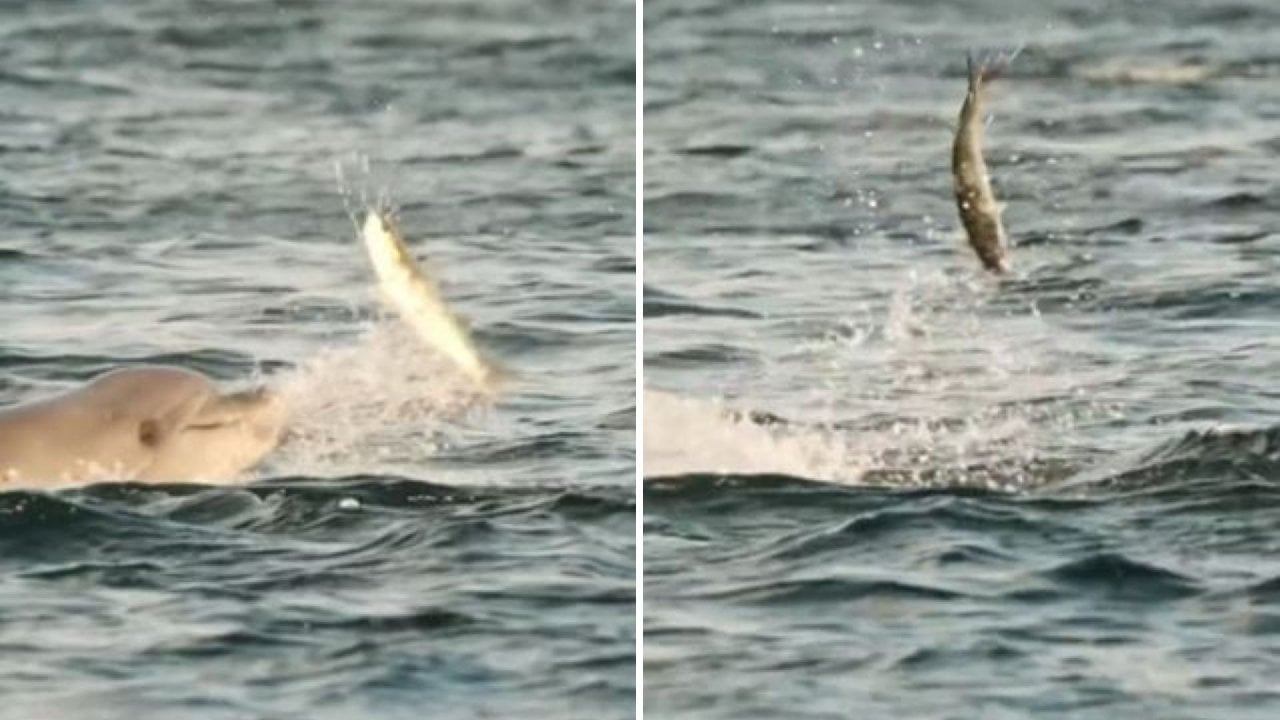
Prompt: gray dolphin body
<box><xmin>0</xmin><ymin>366</ymin><xmax>287</xmax><ymax>488</ymax></box>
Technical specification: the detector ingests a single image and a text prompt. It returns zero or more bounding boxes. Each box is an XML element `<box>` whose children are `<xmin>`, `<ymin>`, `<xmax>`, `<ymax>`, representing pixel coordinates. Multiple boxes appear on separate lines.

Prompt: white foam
<box><xmin>264</xmin><ymin>318</ymin><xmax>490</xmax><ymax>479</ymax></box>
<box><xmin>643</xmin><ymin>388</ymin><xmax>861</xmax><ymax>482</ymax></box>
<box><xmin>644</xmin><ymin>269</ymin><xmax>1124</xmax><ymax>489</ymax></box>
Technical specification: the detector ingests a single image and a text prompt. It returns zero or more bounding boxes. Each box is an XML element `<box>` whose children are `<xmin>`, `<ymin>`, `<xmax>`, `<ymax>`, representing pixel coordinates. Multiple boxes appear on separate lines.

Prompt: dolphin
<box><xmin>0</xmin><ymin>207</ymin><xmax>506</xmax><ymax>490</ymax></box>
<box><xmin>0</xmin><ymin>366</ymin><xmax>286</xmax><ymax>488</ymax></box>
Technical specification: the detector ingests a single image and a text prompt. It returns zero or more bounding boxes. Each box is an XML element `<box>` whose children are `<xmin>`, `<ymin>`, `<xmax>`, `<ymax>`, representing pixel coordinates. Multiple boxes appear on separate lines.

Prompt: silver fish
<box><xmin>361</xmin><ymin>209</ymin><xmax>507</xmax><ymax>393</ymax></box>
<box><xmin>953</xmin><ymin>54</ymin><xmax>1012</xmax><ymax>274</ymax></box>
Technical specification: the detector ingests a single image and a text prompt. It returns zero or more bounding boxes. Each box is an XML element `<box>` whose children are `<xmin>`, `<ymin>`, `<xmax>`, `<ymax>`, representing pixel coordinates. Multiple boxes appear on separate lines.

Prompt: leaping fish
<box><xmin>361</xmin><ymin>209</ymin><xmax>507</xmax><ymax>394</ymax></box>
<box><xmin>952</xmin><ymin>53</ymin><xmax>1013</xmax><ymax>274</ymax></box>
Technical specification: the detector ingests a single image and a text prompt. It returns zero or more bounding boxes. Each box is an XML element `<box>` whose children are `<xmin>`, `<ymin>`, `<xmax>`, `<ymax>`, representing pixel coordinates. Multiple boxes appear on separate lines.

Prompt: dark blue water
<box><xmin>0</xmin><ymin>0</ymin><xmax>634</xmax><ymax>717</ymax></box>
<box><xmin>644</xmin><ymin>0</ymin><xmax>1280</xmax><ymax>717</ymax></box>
<box><xmin>3</xmin><ymin>480</ymin><xmax>632</xmax><ymax>718</ymax></box>
<box><xmin>646</xmin><ymin>465</ymin><xmax>1280</xmax><ymax>719</ymax></box>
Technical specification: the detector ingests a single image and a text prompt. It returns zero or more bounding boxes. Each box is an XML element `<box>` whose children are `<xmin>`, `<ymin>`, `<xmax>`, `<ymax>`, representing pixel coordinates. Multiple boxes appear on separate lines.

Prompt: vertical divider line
<box><xmin>634</xmin><ymin>0</ymin><xmax>645</xmax><ymax>716</ymax></box>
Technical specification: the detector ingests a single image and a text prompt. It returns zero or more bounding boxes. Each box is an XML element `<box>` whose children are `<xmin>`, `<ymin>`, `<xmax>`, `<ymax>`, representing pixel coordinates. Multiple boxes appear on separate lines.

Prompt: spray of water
<box><xmin>252</xmin><ymin>158</ymin><xmax>492</xmax><ymax>480</ymax></box>
<box><xmin>263</xmin><ymin>319</ymin><xmax>488</xmax><ymax>479</ymax></box>
<box><xmin>644</xmin><ymin>269</ymin><xmax>1124</xmax><ymax>489</ymax></box>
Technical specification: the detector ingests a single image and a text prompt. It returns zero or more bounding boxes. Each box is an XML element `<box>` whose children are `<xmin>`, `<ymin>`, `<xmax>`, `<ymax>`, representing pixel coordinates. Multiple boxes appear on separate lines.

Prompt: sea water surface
<box><xmin>644</xmin><ymin>0</ymin><xmax>1280</xmax><ymax>717</ymax></box>
<box><xmin>0</xmin><ymin>1</ymin><xmax>634</xmax><ymax>718</ymax></box>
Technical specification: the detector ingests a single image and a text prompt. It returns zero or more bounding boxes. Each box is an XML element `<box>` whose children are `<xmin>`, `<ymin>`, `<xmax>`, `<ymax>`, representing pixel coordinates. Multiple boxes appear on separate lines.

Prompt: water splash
<box><xmin>645</xmin><ymin>269</ymin><xmax>1122</xmax><ymax>489</ymax></box>
<box><xmin>332</xmin><ymin>151</ymin><xmax>404</xmax><ymax>233</ymax></box>
<box><xmin>264</xmin><ymin>316</ymin><xmax>491</xmax><ymax>480</ymax></box>
<box><xmin>248</xmin><ymin>162</ymin><xmax>495</xmax><ymax>481</ymax></box>
<box><xmin>643</xmin><ymin>388</ymin><xmax>863</xmax><ymax>482</ymax></box>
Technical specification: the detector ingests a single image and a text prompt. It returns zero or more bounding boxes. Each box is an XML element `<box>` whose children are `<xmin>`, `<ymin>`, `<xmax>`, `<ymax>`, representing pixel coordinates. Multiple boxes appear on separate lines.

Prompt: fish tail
<box><xmin>968</xmin><ymin>45</ymin><xmax>1023</xmax><ymax>87</ymax></box>
<box><xmin>479</xmin><ymin>363</ymin><xmax>514</xmax><ymax>396</ymax></box>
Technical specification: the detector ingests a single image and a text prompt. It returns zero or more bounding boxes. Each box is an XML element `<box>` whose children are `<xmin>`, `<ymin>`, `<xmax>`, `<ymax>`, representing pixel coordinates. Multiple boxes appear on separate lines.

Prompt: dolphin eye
<box><xmin>138</xmin><ymin>419</ymin><xmax>161</xmax><ymax>447</ymax></box>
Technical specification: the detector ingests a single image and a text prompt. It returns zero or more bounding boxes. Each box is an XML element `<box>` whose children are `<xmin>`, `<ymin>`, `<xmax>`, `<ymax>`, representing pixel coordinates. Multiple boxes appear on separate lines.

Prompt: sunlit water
<box><xmin>0</xmin><ymin>1</ymin><xmax>634</xmax><ymax>717</ymax></box>
<box><xmin>644</xmin><ymin>0</ymin><xmax>1280</xmax><ymax>717</ymax></box>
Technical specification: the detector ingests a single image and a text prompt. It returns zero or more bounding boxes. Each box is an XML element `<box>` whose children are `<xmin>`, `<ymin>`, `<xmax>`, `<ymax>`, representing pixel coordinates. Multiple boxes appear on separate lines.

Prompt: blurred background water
<box><xmin>643</xmin><ymin>0</ymin><xmax>1280</xmax><ymax>717</ymax></box>
<box><xmin>0</xmin><ymin>0</ymin><xmax>634</xmax><ymax>718</ymax></box>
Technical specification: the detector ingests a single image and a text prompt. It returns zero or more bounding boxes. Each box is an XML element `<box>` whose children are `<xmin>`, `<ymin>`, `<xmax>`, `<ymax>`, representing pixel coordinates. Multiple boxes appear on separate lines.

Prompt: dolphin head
<box><xmin>0</xmin><ymin>367</ymin><xmax>289</xmax><ymax>487</ymax></box>
<box><xmin>138</xmin><ymin>383</ymin><xmax>288</xmax><ymax>483</ymax></box>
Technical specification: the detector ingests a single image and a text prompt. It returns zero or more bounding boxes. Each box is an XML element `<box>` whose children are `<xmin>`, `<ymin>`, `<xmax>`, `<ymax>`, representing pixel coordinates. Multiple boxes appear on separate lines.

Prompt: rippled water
<box><xmin>2</xmin><ymin>480</ymin><xmax>632</xmax><ymax>718</ymax></box>
<box><xmin>644</xmin><ymin>0</ymin><xmax>1280</xmax><ymax>716</ymax></box>
<box><xmin>0</xmin><ymin>0</ymin><xmax>634</xmax><ymax>717</ymax></box>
